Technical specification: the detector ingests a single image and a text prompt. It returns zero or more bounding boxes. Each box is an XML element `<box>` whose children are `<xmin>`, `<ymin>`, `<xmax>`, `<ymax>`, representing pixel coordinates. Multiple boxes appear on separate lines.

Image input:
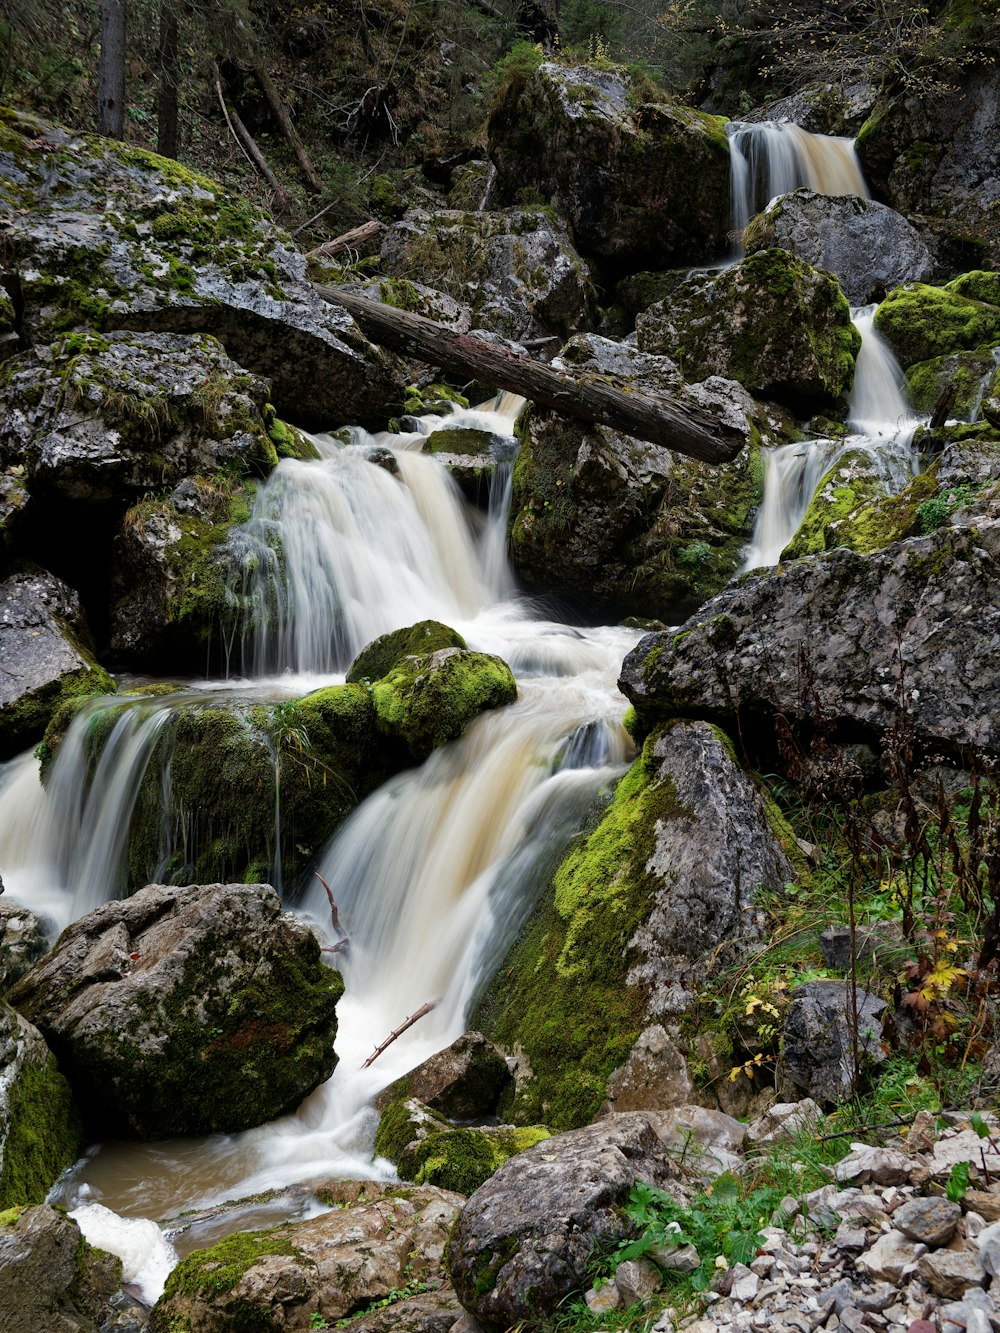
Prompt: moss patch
<box><xmin>346</xmin><ymin>620</ymin><xmax>467</xmax><ymax>684</ymax></box>
<box><xmin>874</xmin><ymin>282</ymin><xmax>1000</xmax><ymax>370</ymax></box>
<box><xmin>399</xmin><ymin>1125</ymin><xmax>550</xmax><ymax>1196</ymax></box>
<box><xmin>0</xmin><ymin>1045</ymin><xmax>84</xmax><ymax>1208</ymax></box>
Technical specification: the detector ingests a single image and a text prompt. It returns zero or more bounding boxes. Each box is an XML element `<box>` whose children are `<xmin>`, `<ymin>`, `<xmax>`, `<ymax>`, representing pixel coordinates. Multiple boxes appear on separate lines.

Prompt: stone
<box><xmin>975</xmin><ymin>1219</ymin><xmax>1000</xmax><ymax>1277</ymax></box>
<box><xmin>894</xmin><ymin>1197</ymin><xmax>962</xmax><ymax>1246</ymax></box>
<box><xmin>964</xmin><ymin>1190</ymin><xmax>1000</xmax><ymax>1223</ymax></box>
<box><xmin>648</xmin><ymin>1241</ymin><xmax>700</xmax><ymax>1272</ymax></box>
<box><xmin>603</xmin><ymin>1025</ymin><xmax>697</xmax><ymax>1115</ymax></box>
<box><xmin>645</xmin><ymin>1104</ymin><xmax>747</xmax><ymax>1181</ymax></box>
<box><xmin>8</xmin><ymin>882</ymin><xmax>342</xmax><ymax>1138</ymax></box>
<box><xmin>778</xmin><ymin>981</ymin><xmax>886</xmax><ymax>1105</ymax></box>
<box><xmin>931</xmin><ymin>1132</ymin><xmax>1000</xmax><ymax>1185</ymax></box>
<box><xmin>0</xmin><ymin>900</ymin><xmax>51</xmax><ymax>990</ymax></box>
<box><xmin>917</xmin><ymin>1248</ymin><xmax>987</xmax><ymax>1299</ymax></box>
<box><xmin>373</xmin><ymin>1032</ymin><xmax>512</xmax><ymax>1121</ymax></box>
<box><xmin>855</xmin><ymin>1230</ymin><xmax>926</xmax><ymax>1284</ymax></box>
<box><xmin>614</xmin><ymin>1258</ymin><xmax>661</xmax><ymax>1305</ymax></box>
<box><xmin>746</xmin><ymin>1099</ymin><xmax>822</xmax><ymax>1144</ymax></box>
<box><xmin>873</xmin><ymin>281</ymin><xmax>1000</xmax><ymax>371</ymax></box>
<box><xmin>834</xmin><ymin>1145</ymin><xmax>915</xmax><ymax>1187</ymax></box>
<box><xmin>585</xmin><ymin>1282</ymin><xmax>621</xmax><ymax>1313</ymax></box>
<box><xmin>0</xmin><ymin>1203</ymin><xmax>124</xmax><ymax>1333</ymax></box>
<box><xmin>0</xmin><ymin>566</ymin><xmax>115</xmax><ymax>759</ymax></box>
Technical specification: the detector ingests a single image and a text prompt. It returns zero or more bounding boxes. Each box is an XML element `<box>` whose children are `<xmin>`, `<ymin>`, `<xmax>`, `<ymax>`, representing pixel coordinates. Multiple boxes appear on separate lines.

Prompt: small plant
<box><xmin>946</xmin><ymin>1160</ymin><xmax>970</xmax><ymax>1202</ymax></box>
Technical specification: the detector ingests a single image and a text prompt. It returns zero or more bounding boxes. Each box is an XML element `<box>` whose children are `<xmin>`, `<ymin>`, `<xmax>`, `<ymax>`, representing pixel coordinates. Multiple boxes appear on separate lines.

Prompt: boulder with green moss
<box><xmin>636</xmin><ymin>249</ymin><xmax>861</xmax><ymax>410</ymax></box>
<box><xmin>905</xmin><ymin>342</ymin><xmax>1000</xmax><ymax>416</ymax></box>
<box><xmin>1</xmin><ymin>106</ymin><xmax>406</xmax><ymax>430</ymax></box>
<box><xmin>148</xmin><ymin>1179</ymin><xmax>464</xmax><ymax>1333</ymax></box>
<box><xmin>0</xmin><ymin>1001</ymin><xmax>83</xmax><ymax>1208</ymax></box>
<box><xmin>0</xmin><ymin>567</ymin><xmax>115</xmax><ymax>759</ymax></box>
<box><xmin>486</xmin><ymin>62</ymin><xmax>730</xmax><ymax>266</ymax></box>
<box><xmin>0</xmin><ymin>468</ymin><xmax>28</xmax><ymax>554</ymax></box>
<box><xmin>373</xmin><ymin>1030</ymin><xmax>512</xmax><ymax>1120</ymax></box>
<box><xmin>8</xmin><ymin>882</ymin><xmax>342</xmax><ymax>1139</ymax></box>
<box><xmin>508</xmin><ymin>334</ymin><xmax>768</xmax><ymax>621</ymax></box>
<box><xmin>476</xmin><ymin>721</ymin><xmax>790</xmax><ymax>1130</ymax></box>
<box><xmin>346</xmin><ymin>620</ymin><xmax>468</xmax><ymax>684</ymax></box>
<box><xmin>782</xmin><ymin>448</ymin><xmax>920</xmax><ymax>559</ymax></box>
<box><xmin>873</xmin><ymin>281</ymin><xmax>1000</xmax><ymax>370</ymax></box>
<box><xmin>423</xmin><ymin>425</ymin><xmax>517</xmax><ymax>499</ymax></box>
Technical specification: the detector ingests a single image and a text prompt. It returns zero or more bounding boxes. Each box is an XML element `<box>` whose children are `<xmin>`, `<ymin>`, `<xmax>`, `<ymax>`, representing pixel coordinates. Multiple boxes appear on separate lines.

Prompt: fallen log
<box><xmin>305</xmin><ymin>220</ymin><xmax>384</xmax><ymax>260</ymax></box>
<box><xmin>313</xmin><ymin>284</ymin><xmax>743</xmax><ymax>463</ymax></box>
<box><xmin>213</xmin><ymin>62</ymin><xmax>289</xmax><ymax>212</ymax></box>
<box><xmin>254</xmin><ymin>65</ymin><xmax>323</xmax><ymax>194</ymax></box>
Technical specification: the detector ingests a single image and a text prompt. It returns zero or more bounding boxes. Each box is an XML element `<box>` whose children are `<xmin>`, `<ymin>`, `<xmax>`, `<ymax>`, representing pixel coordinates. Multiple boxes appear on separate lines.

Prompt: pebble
<box><xmin>894</xmin><ymin>1196</ymin><xmax>962</xmax><ymax>1246</ymax></box>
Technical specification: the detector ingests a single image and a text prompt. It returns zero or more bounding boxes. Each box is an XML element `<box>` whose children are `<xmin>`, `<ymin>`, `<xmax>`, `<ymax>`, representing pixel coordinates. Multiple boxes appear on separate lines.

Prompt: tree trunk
<box><xmin>98</xmin><ymin>0</ymin><xmax>127</xmax><ymax>139</ymax></box>
<box><xmin>213</xmin><ymin>61</ymin><xmax>290</xmax><ymax>212</ymax></box>
<box><xmin>313</xmin><ymin>285</ymin><xmax>744</xmax><ymax>463</ymax></box>
<box><xmin>156</xmin><ymin>0</ymin><xmax>179</xmax><ymax>159</ymax></box>
<box><xmin>254</xmin><ymin>65</ymin><xmax>322</xmax><ymax>193</ymax></box>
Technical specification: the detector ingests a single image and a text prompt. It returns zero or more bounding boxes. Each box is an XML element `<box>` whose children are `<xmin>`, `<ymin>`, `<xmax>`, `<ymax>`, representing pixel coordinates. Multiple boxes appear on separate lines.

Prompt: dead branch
<box><xmin>315</xmin><ymin>871</ymin><xmax>347</xmax><ymax>938</ymax></box>
<box><xmin>213</xmin><ymin>61</ymin><xmax>289</xmax><ymax>211</ymax></box>
<box><xmin>254</xmin><ymin>65</ymin><xmax>323</xmax><ymax>194</ymax></box>
<box><xmin>305</xmin><ymin>220</ymin><xmax>384</xmax><ymax>260</ymax></box>
<box><xmin>361</xmin><ymin>1000</ymin><xmax>436</xmax><ymax>1068</ymax></box>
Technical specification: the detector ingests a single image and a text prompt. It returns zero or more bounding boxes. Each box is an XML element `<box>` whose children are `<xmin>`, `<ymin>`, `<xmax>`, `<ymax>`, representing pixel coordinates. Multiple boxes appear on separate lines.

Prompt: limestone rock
<box><xmin>917</xmin><ymin>1248</ymin><xmax>987</xmax><ymax>1299</ymax></box>
<box><xmin>373</xmin><ymin>1031</ymin><xmax>512</xmax><ymax>1120</ymax></box>
<box><xmin>0</xmin><ymin>467</ymin><xmax>28</xmax><ymax>553</ymax></box>
<box><xmin>486</xmin><ymin>63</ymin><xmax>730</xmax><ymax>266</ymax></box>
<box><xmin>448</xmin><ymin>1113</ymin><xmax>686</xmax><ymax>1333</ymax></box>
<box><xmin>779</xmin><ymin>980</ymin><xmax>886</xmax><ymax>1105</ymax></box>
<box><xmin>894</xmin><ymin>1197</ymin><xmax>962</xmax><ymax>1247</ymax></box>
<box><xmin>8</xmin><ymin>882</ymin><xmax>342</xmax><ymax>1138</ymax></box>
<box><xmin>855</xmin><ymin>1228</ymin><xmax>926</xmax><ymax>1283</ymax></box>
<box><xmin>743</xmin><ymin>190</ymin><xmax>934</xmax><ymax>304</ymax></box>
<box><xmin>0</xmin><ymin>567</ymin><xmax>115</xmax><ymax>758</ymax></box>
<box><xmin>0</xmin><ymin>1204</ymin><xmax>123</xmax><ymax>1333</ymax></box>
<box><xmin>746</xmin><ymin>1098</ymin><xmax>822</xmax><ymax>1144</ymax></box>
<box><xmin>645</xmin><ymin>1104</ymin><xmax>747</xmax><ymax>1181</ymax></box>
<box><xmin>602</xmin><ymin>1025</ymin><xmax>696</xmax><ymax>1114</ymax></box>
<box><xmin>0</xmin><ymin>899</ymin><xmax>51</xmax><ymax>991</ymax></box>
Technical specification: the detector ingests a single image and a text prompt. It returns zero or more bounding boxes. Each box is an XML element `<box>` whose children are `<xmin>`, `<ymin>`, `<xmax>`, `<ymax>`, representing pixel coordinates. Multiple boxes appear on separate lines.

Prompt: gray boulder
<box><xmin>379</xmin><ymin>207</ymin><xmax>592</xmax><ymax>344</ymax></box>
<box><xmin>744</xmin><ymin>190</ymin><xmax>935</xmax><ymax>304</ymax></box>
<box><xmin>0</xmin><ymin>468</ymin><xmax>28</xmax><ymax>553</ymax></box>
<box><xmin>619</xmin><ymin>520</ymin><xmax>1000</xmax><ymax>758</ymax></box>
<box><xmin>1</xmin><ymin>106</ymin><xmax>405</xmax><ymax>429</ymax></box>
<box><xmin>0</xmin><ymin>1001</ymin><xmax>82</xmax><ymax>1209</ymax></box>
<box><xmin>486</xmin><ymin>63</ymin><xmax>731</xmax><ymax>266</ymax></box>
<box><xmin>635</xmin><ymin>249</ymin><xmax>861</xmax><ymax>410</ymax></box>
<box><xmin>0</xmin><ymin>567</ymin><xmax>115</xmax><ymax>758</ymax></box>
<box><xmin>779</xmin><ymin>980</ymin><xmax>887</xmax><ymax>1105</ymax></box>
<box><xmin>448</xmin><ymin>1113</ymin><xmax>686</xmax><ymax>1333</ymax></box>
<box><xmin>750</xmin><ymin>82</ymin><xmax>876</xmax><ymax>135</ymax></box>
<box><xmin>8</xmin><ymin>882</ymin><xmax>343</xmax><ymax>1138</ymax></box>
<box><xmin>373</xmin><ymin>1031</ymin><xmax>512</xmax><ymax>1120</ymax></box>
<box><xmin>0</xmin><ymin>899</ymin><xmax>51</xmax><ymax>991</ymax></box>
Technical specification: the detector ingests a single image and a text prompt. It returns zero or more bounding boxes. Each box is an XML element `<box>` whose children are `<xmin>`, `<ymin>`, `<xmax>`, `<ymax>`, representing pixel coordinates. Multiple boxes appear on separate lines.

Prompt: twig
<box><xmin>314</xmin><ymin>871</ymin><xmax>347</xmax><ymax>938</ymax></box>
<box><xmin>361</xmin><ymin>1000</ymin><xmax>436</xmax><ymax>1068</ymax></box>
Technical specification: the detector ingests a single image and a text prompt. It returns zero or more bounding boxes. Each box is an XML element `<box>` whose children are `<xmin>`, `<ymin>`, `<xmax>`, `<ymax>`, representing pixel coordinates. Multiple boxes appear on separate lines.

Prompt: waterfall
<box><xmin>742</xmin><ymin>306</ymin><xmax>918</xmax><ymax>569</ymax></box>
<box><xmin>727</xmin><ymin>120</ymin><xmax>869</xmax><ymax>248</ymax></box>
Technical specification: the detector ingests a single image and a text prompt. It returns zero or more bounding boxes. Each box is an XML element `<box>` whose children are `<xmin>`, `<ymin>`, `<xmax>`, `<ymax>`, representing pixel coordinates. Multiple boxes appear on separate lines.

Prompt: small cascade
<box><xmin>971</xmin><ymin>347</ymin><xmax>1000</xmax><ymax>422</ymax></box>
<box><xmin>743</xmin><ymin>306</ymin><xmax>919</xmax><ymax>569</ymax></box>
<box><xmin>727</xmin><ymin>120</ymin><xmax>869</xmax><ymax>248</ymax></box>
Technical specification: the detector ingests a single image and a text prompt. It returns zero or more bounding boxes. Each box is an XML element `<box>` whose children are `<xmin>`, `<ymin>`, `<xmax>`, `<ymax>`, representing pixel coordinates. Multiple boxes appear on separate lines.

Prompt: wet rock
<box><xmin>373</xmin><ymin>1031</ymin><xmax>512</xmax><ymax>1121</ymax></box>
<box><xmin>635</xmin><ymin>249</ymin><xmax>861</xmax><ymax>411</ymax></box>
<box><xmin>0</xmin><ymin>1203</ymin><xmax>124</xmax><ymax>1333</ymax></box>
<box><xmin>486</xmin><ymin>63</ymin><xmax>730</xmax><ymax>266</ymax></box>
<box><xmin>347</xmin><ymin>620</ymin><xmax>468</xmax><ymax>685</ymax></box>
<box><xmin>448</xmin><ymin>1113</ymin><xmax>686</xmax><ymax>1333</ymax></box>
<box><xmin>905</xmin><ymin>343</ymin><xmax>1000</xmax><ymax>418</ymax></box>
<box><xmin>602</xmin><ymin>1025</ymin><xmax>696</xmax><ymax>1114</ymax></box>
<box><xmin>748</xmin><ymin>82</ymin><xmax>876</xmax><ymax>136</ymax></box>
<box><xmin>0</xmin><ymin>566</ymin><xmax>115</xmax><ymax>758</ymax></box>
<box><xmin>150</xmin><ymin>1181</ymin><xmax>464</xmax><ymax>1333</ymax></box>
<box><xmin>0</xmin><ymin>900</ymin><xmax>51</xmax><ymax>991</ymax></box>
<box><xmin>619</xmin><ymin>522</ymin><xmax>1000</xmax><ymax>760</ymax></box>
<box><xmin>8</xmin><ymin>882</ymin><xmax>342</xmax><ymax>1138</ymax></box>
<box><xmin>779</xmin><ymin>980</ymin><xmax>886</xmax><ymax>1105</ymax></box>
<box><xmin>874</xmin><ymin>280</ymin><xmax>1000</xmax><ymax>370</ymax></box>
<box><xmin>743</xmin><ymin>190</ymin><xmax>934</xmax><ymax>304</ymax></box>
<box><xmin>895</xmin><ymin>1197</ymin><xmax>962</xmax><ymax>1247</ymax></box>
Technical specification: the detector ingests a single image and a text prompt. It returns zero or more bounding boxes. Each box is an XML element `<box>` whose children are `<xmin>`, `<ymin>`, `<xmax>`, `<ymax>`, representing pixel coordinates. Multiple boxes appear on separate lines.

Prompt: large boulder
<box><xmin>0</xmin><ymin>107</ymin><xmax>405</xmax><ymax>430</ymax></box>
<box><xmin>635</xmin><ymin>250</ymin><xmax>861</xmax><ymax>410</ymax></box>
<box><xmin>0</xmin><ymin>1001</ymin><xmax>82</xmax><ymax>1208</ymax></box>
<box><xmin>485</xmin><ymin>62</ymin><xmax>730</xmax><ymax>266</ymax></box>
<box><xmin>905</xmin><ymin>342</ymin><xmax>1000</xmax><ymax>417</ymax></box>
<box><xmin>476</xmin><ymin>720</ymin><xmax>791</xmax><ymax>1129</ymax></box>
<box><xmin>0</xmin><ymin>567</ymin><xmax>114</xmax><ymax>758</ymax></box>
<box><xmin>379</xmin><ymin>208</ymin><xmax>593</xmax><ymax>343</ymax></box>
<box><xmin>743</xmin><ymin>190</ymin><xmax>935</xmax><ymax>304</ymax></box>
<box><xmin>8</xmin><ymin>882</ymin><xmax>343</xmax><ymax>1138</ymax></box>
<box><xmin>780</xmin><ymin>980</ymin><xmax>887</xmax><ymax>1105</ymax></box>
<box><xmin>874</xmin><ymin>279</ymin><xmax>1000</xmax><ymax>370</ymax></box>
<box><xmin>448</xmin><ymin>1113</ymin><xmax>687</xmax><ymax>1333</ymax></box>
<box><xmin>619</xmin><ymin>519</ymin><xmax>1000</xmax><ymax>759</ymax></box>
<box><xmin>507</xmin><ymin>334</ymin><xmax>766</xmax><ymax>620</ymax></box>
<box><xmin>372</xmin><ymin>1030</ymin><xmax>512</xmax><ymax>1120</ymax></box>
<box><xmin>149</xmin><ymin>1180</ymin><xmax>464</xmax><ymax>1333</ymax></box>
<box><xmin>0</xmin><ymin>1204</ymin><xmax>126</xmax><ymax>1333</ymax></box>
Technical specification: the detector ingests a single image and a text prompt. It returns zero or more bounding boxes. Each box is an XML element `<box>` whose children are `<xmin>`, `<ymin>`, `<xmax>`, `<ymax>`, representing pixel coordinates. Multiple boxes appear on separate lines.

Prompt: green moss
<box><xmin>471</xmin><ymin>1233</ymin><xmax>519</xmax><ymax>1297</ymax></box>
<box><xmin>371</xmin><ymin>648</ymin><xmax>517</xmax><ymax>760</ymax></box>
<box><xmin>346</xmin><ymin>621</ymin><xmax>467</xmax><ymax>684</ymax></box>
<box><xmin>945</xmin><ymin>270</ymin><xmax>1000</xmax><ymax>307</ymax></box>
<box><xmin>905</xmin><ymin>343</ymin><xmax>1000</xmax><ymax>416</ymax></box>
<box><xmin>476</xmin><ymin>728</ymin><xmax>692</xmax><ymax>1129</ymax></box>
<box><xmin>874</xmin><ymin>282</ymin><xmax>1000</xmax><ymax>369</ymax></box>
<box><xmin>0</xmin><ymin>1205</ymin><xmax>28</xmax><ymax>1227</ymax></box>
<box><xmin>0</xmin><ymin>1046</ymin><xmax>84</xmax><ymax>1208</ymax></box>
<box><xmin>373</xmin><ymin>1099</ymin><xmax>423</xmax><ymax>1162</ymax></box>
<box><xmin>262</xmin><ymin>405</ymin><xmax>319</xmax><ymax>460</ymax></box>
<box><xmin>424</xmin><ymin>427</ymin><xmax>498</xmax><ymax>458</ymax></box>
<box><xmin>399</xmin><ymin>1125</ymin><xmax>550</xmax><ymax>1196</ymax></box>
<box><xmin>0</xmin><ymin>656</ymin><xmax>115</xmax><ymax>758</ymax></box>
<box><xmin>783</xmin><ymin>451</ymin><xmax>896</xmax><ymax>559</ymax></box>
<box><xmin>152</xmin><ymin>1229</ymin><xmax>299</xmax><ymax>1331</ymax></box>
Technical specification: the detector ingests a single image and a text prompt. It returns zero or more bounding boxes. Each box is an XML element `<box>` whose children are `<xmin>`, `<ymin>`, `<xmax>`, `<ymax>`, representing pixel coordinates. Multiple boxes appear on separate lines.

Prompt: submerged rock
<box><xmin>8</xmin><ymin>882</ymin><xmax>342</xmax><ymax>1138</ymax></box>
<box><xmin>0</xmin><ymin>566</ymin><xmax>115</xmax><ymax>758</ymax></box>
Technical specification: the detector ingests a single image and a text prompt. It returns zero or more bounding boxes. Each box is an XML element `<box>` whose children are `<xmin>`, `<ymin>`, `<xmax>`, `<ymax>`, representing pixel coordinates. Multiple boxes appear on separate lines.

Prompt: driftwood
<box><xmin>315</xmin><ymin>871</ymin><xmax>349</xmax><ymax>954</ymax></box>
<box><xmin>306</xmin><ymin>220</ymin><xmax>384</xmax><ymax>261</ymax></box>
<box><xmin>313</xmin><ymin>285</ymin><xmax>744</xmax><ymax>463</ymax></box>
<box><xmin>213</xmin><ymin>62</ymin><xmax>289</xmax><ymax>211</ymax></box>
<box><xmin>362</xmin><ymin>1001</ymin><xmax>437</xmax><ymax>1068</ymax></box>
<box><xmin>930</xmin><ymin>380</ymin><xmax>958</xmax><ymax>431</ymax></box>
<box><xmin>254</xmin><ymin>65</ymin><xmax>323</xmax><ymax>194</ymax></box>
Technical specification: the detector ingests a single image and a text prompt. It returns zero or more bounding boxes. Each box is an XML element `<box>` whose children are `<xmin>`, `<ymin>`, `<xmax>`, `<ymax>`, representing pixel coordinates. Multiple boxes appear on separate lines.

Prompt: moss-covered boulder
<box><xmin>371</xmin><ymin>646</ymin><xmax>518</xmax><ymax>760</ymax></box>
<box><xmin>379</xmin><ymin>207</ymin><xmax>593</xmax><ymax>343</ymax></box>
<box><xmin>384</xmin><ymin>1108</ymin><xmax>551</xmax><ymax>1198</ymax></box>
<box><xmin>346</xmin><ymin>620</ymin><xmax>467</xmax><ymax>684</ymax></box>
<box><xmin>149</xmin><ymin>1180</ymin><xmax>464</xmax><ymax>1333</ymax></box>
<box><xmin>635</xmin><ymin>249</ymin><xmax>861</xmax><ymax>410</ymax></box>
<box><xmin>0</xmin><ymin>566</ymin><xmax>115</xmax><ymax>759</ymax></box>
<box><xmin>873</xmin><ymin>281</ymin><xmax>1000</xmax><ymax>370</ymax></box>
<box><xmin>372</xmin><ymin>1030</ymin><xmax>512</xmax><ymax>1121</ymax></box>
<box><xmin>0</xmin><ymin>468</ymin><xmax>28</xmax><ymax>554</ymax></box>
<box><xmin>0</xmin><ymin>1002</ymin><xmax>83</xmax><ymax>1208</ymax></box>
<box><xmin>782</xmin><ymin>448</ymin><xmax>922</xmax><ymax>559</ymax></box>
<box><xmin>486</xmin><ymin>61</ymin><xmax>730</xmax><ymax>266</ymax></box>
<box><xmin>905</xmin><ymin>341</ymin><xmax>1000</xmax><ymax>417</ymax></box>
<box><xmin>8</xmin><ymin>882</ymin><xmax>342</xmax><ymax>1138</ymax></box>
<box><xmin>475</xmin><ymin>721</ymin><xmax>790</xmax><ymax>1129</ymax></box>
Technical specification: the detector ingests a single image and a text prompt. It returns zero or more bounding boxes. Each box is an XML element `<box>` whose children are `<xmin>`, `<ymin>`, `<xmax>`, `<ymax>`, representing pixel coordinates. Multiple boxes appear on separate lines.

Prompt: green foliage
<box><xmin>946</xmin><ymin>1159</ymin><xmax>971</xmax><ymax>1201</ymax></box>
<box><xmin>916</xmin><ymin>480</ymin><xmax>987</xmax><ymax>532</ymax></box>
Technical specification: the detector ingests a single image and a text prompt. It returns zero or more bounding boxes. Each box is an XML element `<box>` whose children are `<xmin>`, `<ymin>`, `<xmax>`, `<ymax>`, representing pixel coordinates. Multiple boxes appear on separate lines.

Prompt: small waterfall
<box><xmin>971</xmin><ymin>347</ymin><xmax>1000</xmax><ymax>422</ymax></box>
<box><xmin>727</xmin><ymin>120</ymin><xmax>869</xmax><ymax>248</ymax></box>
<box><xmin>743</xmin><ymin>306</ymin><xmax>918</xmax><ymax>568</ymax></box>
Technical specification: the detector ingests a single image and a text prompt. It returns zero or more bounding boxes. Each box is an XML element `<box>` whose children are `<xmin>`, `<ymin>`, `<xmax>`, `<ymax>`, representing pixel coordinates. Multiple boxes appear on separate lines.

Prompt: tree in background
<box><xmin>98</xmin><ymin>0</ymin><xmax>126</xmax><ymax>136</ymax></box>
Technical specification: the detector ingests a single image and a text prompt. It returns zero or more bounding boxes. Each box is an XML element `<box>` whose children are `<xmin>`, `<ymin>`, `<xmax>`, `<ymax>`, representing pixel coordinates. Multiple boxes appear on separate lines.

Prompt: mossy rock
<box><xmin>399</xmin><ymin>1125</ymin><xmax>550</xmax><ymax>1196</ymax></box>
<box><xmin>424</xmin><ymin>427</ymin><xmax>512</xmax><ymax>459</ymax></box>
<box><xmin>346</xmin><ymin>620</ymin><xmax>467</xmax><ymax>684</ymax></box>
<box><xmin>946</xmin><ymin>270</ymin><xmax>1000</xmax><ymax>307</ymax></box>
<box><xmin>905</xmin><ymin>343</ymin><xmax>1000</xmax><ymax>416</ymax></box>
<box><xmin>874</xmin><ymin>281</ymin><xmax>1000</xmax><ymax>370</ymax></box>
<box><xmin>783</xmin><ymin>449</ymin><xmax>920</xmax><ymax>559</ymax></box>
<box><xmin>371</xmin><ymin>646</ymin><xmax>518</xmax><ymax>761</ymax></box>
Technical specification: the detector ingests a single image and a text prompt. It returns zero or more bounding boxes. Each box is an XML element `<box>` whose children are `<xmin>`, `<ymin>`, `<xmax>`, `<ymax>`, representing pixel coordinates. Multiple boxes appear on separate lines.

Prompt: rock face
<box><xmin>150</xmin><ymin>1180</ymin><xmax>464</xmax><ymax>1333</ymax></box>
<box><xmin>0</xmin><ymin>1001</ymin><xmax>82</xmax><ymax>1208</ymax></box>
<box><xmin>508</xmin><ymin>334</ymin><xmax>765</xmax><ymax>619</ymax></box>
<box><xmin>477</xmin><ymin>720</ymin><xmax>791</xmax><ymax>1129</ymax></box>
<box><xmin>1</xmin><ymin>107</ymin><xmax>405</xmax><ymax>429</ymax></box>
<box><xmin>743</xmin><ymin>190</ymin><xmax>935</xmax><ymax>304</ymax></box>
<box><xmin>448</xmin><ymin>1113</ymin><xmax>685</xmax><ymax>1333</ymax></box>
<box><xmin>0</xmin><ymin>1204</ymin><xmax>124</xmax><ymax>1333</ymax></box>
<box><xmin>373</xmin><ymin>1031</ymin><xmax>512</xmax><ymax>1119</ymax></box>
<box><xmin>620</xmin><ymin>520</ymin><xmax>1000</xmax><ymax>759</ymax></box>
<box><xmin>635</xmin><ymin>249</ymin><xmax>861</xmax><ymax>409</ymax></box>
<box><xmin>486</xmin><ymin>63</ymin><xmax>731</xmax><ymax>265</ymax></box>
<box><xmin>779</xmin><ymin>980</ymin><xmax>887</xmax><ymax>1105</ymax></box>
<box><xmin>906</xmin><ymin>342</ymin><xmax>1000</xmax><ymax>417</ymax></box>
<box><xmin>8</xmin><ymin>882</ymin><xmax>342</xmax><ymax>1138</ymax></box>
<box><xmin>379</xmin><ymin>208</ymin><xmax>593</xmax><ymax>343</ymax></box>
<box><xmin>0</xmin><ymin>567</ymin><xmax>115</xmax><ymax>758</ymax></box>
